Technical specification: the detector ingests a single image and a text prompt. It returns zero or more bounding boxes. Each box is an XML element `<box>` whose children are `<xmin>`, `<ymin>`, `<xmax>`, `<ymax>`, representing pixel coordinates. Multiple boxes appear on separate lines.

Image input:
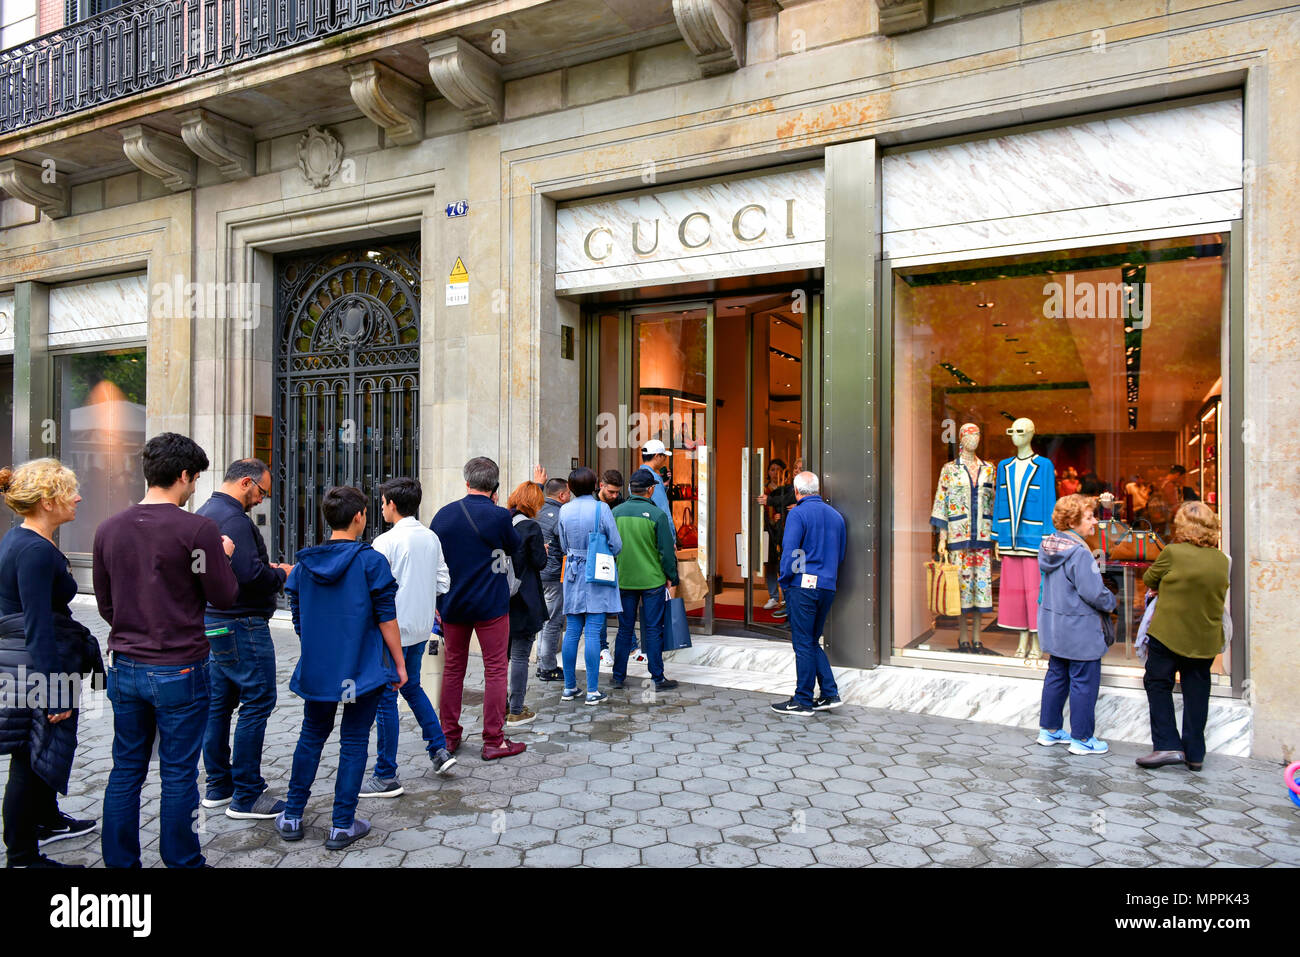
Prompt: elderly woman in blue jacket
<box><xmin>1036</xmin><ymin>494</ymin><xmax>1117</xmax><ymax>756</ymax></box>
<box><xmin>556</xmin><ymin>467</ymin><xmax>622</xmax><ymax>705</ymax></box>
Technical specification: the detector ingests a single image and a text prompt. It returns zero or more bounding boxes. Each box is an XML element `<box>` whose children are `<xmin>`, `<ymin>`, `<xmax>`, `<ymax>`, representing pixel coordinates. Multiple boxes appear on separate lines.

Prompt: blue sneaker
<box><xmin>274</xmin><ymin>811</ymin><xmax>303</xmax><ymax>842</ymax></box>
<box><xmin>584</xmin><ymin>691</ymin><xmax>609</xmax><ymax>706</ymax></box>
<box><xmin>1068</xmin><ymin>736</ymin><xmax>1110</xmax><ymax>756</ymax></box>
<box><xmin>1036</xmin><ymin>728</ymin><xmax>1071</xmax><ymax>747</ymax></box>
<box><xmin>325</xmin><ymin>818</ymin><xmax>371</xmax><ymax>851</ymax></box>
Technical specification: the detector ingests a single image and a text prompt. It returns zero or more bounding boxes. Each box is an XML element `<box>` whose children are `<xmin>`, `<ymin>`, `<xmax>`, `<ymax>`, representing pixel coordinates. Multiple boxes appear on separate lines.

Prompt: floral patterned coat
<box><xmin>930</xmin><ymin>458</ymin><xmax>996</xmax><ymax>550</ymax></box>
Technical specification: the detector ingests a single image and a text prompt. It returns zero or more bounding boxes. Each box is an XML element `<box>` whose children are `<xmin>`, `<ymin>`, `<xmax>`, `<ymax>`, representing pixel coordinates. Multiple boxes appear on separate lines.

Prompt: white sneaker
<box><xmin>762</xmin><ymin>597</ymin><xmax>779</xmax><ymax>610</ymax></box>
<box><xmin>631</xmin><ymin>647</ymin><xmax>647</xmax><ymax>663</ymax></box>
<box><xmin>599</xmin><ymin>649</ymin><xmax>613</xmax><ymax>666</ymax></box>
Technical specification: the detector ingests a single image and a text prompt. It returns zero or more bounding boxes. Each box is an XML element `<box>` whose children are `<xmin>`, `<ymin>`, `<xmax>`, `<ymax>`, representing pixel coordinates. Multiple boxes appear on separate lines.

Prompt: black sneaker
<box><xmin>771</xmin><ymin>607</ymin><xmax>788</xmax><ymax>619</ymax></box>
<box><xmin>226</xmin><ymin>792</ymin><xmax>286</xmax><ymax>820</ymax></box>
<box><xmin>610</xmin><ymin>678</ymin><xmax>625</xmax><ymax>690</ymax></box>
<box><xmin>769</xmin><ymin>698</ymin><xmax>814</xmax><ymax>716</ymax></box>
<box><xmin>813</xmin><ymin>695</ymin><xmax>843</xmax><ymax>711</ymax></box>
<box><xmin>36</xmin><ymin>812</ymin><xmax>97</xmax><ymax>846</ymax></box>
<box><xmin>274</xmin><ymin>811</ymin><xmax>303</xmax><ymax>842</ymax></box>
<box><xmin>432</xmin><ymin>748</ymin><xmax>457</xmax><ymax>776</ymax></box>
<box><xmin>536</xmin><ymin>668</ymin><xmax>564</xmax><ymax>682</ymax></box>
<box><xmin>654</xmin><ymin>679</ymin><xmax>679</xmax><ymax>691</ymax></box>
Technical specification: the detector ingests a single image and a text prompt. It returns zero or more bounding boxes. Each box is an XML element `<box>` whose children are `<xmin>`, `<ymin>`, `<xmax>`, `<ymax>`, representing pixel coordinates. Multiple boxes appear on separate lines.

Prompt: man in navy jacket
<box><xmin>772</xmin><ymin>472</ymin><xmax>846</xmax><ymax>717</ymax></box>
<box><xmin>430</xmin><ymin>457</ymin><xmax>524</xmax><ymax>761</ymax></box>
<box><xmin>195</xmin><ymin>458</ymin><xmax>292</xmax><ymax>820</ymax></box>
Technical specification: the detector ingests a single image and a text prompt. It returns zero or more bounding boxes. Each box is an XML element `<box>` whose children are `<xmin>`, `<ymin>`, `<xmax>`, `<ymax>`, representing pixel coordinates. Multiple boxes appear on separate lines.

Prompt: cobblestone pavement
<box><xmin>4</xmin><ymin>608</ymin><xmax>1297</xmax><ymax>868</ymax></box>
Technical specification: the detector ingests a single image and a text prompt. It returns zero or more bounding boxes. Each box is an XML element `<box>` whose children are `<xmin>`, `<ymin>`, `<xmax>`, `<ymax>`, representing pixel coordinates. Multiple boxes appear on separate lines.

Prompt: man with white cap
<box><xmin>633</xmin><ymin>440</ymin><xmax>676</xmax><ymax>539</ymax></box>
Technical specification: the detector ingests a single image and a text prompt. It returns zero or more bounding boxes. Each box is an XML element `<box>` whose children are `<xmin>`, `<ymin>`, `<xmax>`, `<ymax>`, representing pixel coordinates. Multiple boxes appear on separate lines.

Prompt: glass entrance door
<box><xmin>585</xmin><ymin>287</ymin><xmax>816</xmax><ymax>638</ymax></box>
<box><xmin>715</xmin><ymin>293</ymin><xmax>807</xmax><ymax>634</ymax></box>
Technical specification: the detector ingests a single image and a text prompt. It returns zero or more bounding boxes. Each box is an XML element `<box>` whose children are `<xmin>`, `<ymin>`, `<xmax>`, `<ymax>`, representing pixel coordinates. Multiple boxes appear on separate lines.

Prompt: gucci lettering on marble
<box><xmin>582</xmin><ymin>199</ymin><xmax>800</xmax><ymax>262</ymax></box>
<box><xmin>555</xmin><ymin>166</ymin><xmax>825</xmax><ymax>294</ymax></box>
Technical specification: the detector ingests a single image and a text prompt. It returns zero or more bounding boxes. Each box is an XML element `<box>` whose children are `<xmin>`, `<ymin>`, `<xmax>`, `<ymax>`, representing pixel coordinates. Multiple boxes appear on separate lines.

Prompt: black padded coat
<box><xmin>0</xmin><ymin>612</ymin><xmax>103</xmax><ymax>793</ymax></box>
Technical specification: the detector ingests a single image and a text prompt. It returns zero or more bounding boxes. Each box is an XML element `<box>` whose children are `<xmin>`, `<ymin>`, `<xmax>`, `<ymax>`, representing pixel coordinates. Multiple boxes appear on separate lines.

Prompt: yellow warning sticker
<box><xmin>449</xmin><ymin>257</ymin><xmax>469</xmax><ymax>283</ymax></box>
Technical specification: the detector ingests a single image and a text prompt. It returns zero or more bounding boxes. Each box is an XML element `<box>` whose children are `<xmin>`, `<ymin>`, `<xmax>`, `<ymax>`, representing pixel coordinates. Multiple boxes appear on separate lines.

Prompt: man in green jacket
<box><xmin>610</xmin><ymin>471</ymin><xmax>679</xmax><ymax>692</ymax></box>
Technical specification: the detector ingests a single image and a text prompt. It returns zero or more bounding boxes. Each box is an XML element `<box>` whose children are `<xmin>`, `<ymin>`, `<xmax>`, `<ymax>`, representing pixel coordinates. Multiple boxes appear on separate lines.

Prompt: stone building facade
<box><xmin>0</xmin><ymin>0</ymin><xmax>1295</xmax><ymax>761</ymax></box>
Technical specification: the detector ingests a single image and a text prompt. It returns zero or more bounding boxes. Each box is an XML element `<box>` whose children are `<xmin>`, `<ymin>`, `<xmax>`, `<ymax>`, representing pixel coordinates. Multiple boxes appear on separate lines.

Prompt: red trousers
<box><xmin>439</xmin><ymin>614</ymin><xmax>510</xmax><ymax>748</ymax></box>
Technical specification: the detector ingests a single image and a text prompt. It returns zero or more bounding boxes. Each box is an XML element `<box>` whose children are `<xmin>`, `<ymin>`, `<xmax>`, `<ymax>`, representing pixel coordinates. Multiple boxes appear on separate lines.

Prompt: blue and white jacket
<box><xmin>990</xmin><ymin>454</ymin><xmax>1056</xmax><ymax>554</ymax></box>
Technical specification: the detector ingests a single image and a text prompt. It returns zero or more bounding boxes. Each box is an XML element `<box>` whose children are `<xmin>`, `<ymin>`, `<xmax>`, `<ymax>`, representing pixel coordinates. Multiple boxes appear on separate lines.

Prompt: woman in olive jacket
<box><xmin>1137</xmin><ymin>501</ymin><xmax>1230</xmax><ymax>772</ymax></box>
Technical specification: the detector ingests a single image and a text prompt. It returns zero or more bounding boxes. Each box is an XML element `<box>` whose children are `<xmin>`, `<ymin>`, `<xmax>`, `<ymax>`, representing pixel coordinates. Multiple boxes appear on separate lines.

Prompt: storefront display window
<box><xmin>890</xmin><ymin>234</ymin><xmax>1229</xmax><ymax>679</ymax></box>
<box><xmin>55</xmin><ymin>348</ymin><xmax>147</xmax><ymax>556</ymax></box>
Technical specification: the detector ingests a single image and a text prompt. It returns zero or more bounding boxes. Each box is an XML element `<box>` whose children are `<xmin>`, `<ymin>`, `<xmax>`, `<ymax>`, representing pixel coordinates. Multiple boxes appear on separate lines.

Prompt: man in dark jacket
<box><xmin>278</xmin><ymin>486</ymin><xmax>406</xmax><ymax>851</ymax></box>
<box><xmin>430</xmin><ymin>457</ymin><xmax>524</xmax><ymax>761</ymax></box>
<box><xmin>93</xmin><ymin>432</ymin><xmax>240</xmax><ymax>868</ymax></box>
<box><xmin>195</xmin><ymin>458</ymin><xmax>292</xmax><ymax>820</ymax></box>
<box><xmin>534</xmin><ymin>476</ymin><xmax>570</xmax><ymax>681</ymax></box>
<box><xmin>771</xmin><ymin>471</ymin><xmax>845</xmax><ymax>717</ymax></box>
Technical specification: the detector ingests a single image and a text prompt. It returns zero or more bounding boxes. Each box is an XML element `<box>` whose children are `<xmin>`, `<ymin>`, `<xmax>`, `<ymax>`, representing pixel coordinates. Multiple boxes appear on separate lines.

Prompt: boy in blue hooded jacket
<box><xmin>276</xmin><ymin>486</ymin><xmax>407</xmax><ymax>851</ymax></box>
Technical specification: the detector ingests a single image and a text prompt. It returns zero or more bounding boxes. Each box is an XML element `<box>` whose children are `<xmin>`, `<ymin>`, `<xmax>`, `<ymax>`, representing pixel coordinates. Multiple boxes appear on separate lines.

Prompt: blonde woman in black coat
<box><xmin>0</xmin><ymin>460</ymin><xmax>96</xmax><ymax>868</ymax></box>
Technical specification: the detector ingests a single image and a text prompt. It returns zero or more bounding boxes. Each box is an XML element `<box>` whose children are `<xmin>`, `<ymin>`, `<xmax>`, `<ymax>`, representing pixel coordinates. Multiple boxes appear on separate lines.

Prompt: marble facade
<box><xmin>1</xmin><ymin>0</ymin><xmax>1297</xmax><ymax>761</ymax></box>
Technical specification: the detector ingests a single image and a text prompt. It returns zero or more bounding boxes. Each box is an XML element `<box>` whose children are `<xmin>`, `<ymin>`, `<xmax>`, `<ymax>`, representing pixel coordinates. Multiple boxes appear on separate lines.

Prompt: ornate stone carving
<box><xmin>120</xmin><ymin>124</ymin><xmax>197</xmax><ymax>191</ymax></box>
<box><xmin>179</xmin><ymin>109</ymin><xmax>255</xmax><ymax>181</ymax></box>
<box><xmin>876</xmin><ymin>0</ymin><xmax>931</xmax><ymax>35</ymax></box>
<box><xmin>425</xmin><ymin>37</ymin><xmax>503</xmax><ymax>127</ymax></box>
<box><xmin>0</xmin><ymin>158</ymin><xmax>69</xmax><ymax>219</ymax></box>
<box><xmin>673</xmin><ymin>0</ymin><xmax>745</xmax><ymax>76</ymax></box>
<box><xmin>347</xmin><ymin>60</ymin><xmax>425</xmax><ymax>146</ymax></box>
<box><xmin>296</xmin><ymin>126</ymin><xmax>345</xmax><ymax>189</ymax></box>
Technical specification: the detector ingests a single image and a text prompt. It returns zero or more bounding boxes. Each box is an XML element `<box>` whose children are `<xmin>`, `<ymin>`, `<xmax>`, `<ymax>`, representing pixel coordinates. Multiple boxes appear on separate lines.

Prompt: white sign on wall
<box><xmin>556</xmin><ymin>165</ymin><xmax>825</xmax><ymax>295</ymax></box>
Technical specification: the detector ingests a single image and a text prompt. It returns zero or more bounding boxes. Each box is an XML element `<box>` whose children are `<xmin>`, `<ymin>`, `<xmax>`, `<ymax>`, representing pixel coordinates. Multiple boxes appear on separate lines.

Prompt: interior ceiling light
<box><xmin>992</xmin><ymin>322</ymin><xmax>1007</xmax><ymax>328</ymax></box>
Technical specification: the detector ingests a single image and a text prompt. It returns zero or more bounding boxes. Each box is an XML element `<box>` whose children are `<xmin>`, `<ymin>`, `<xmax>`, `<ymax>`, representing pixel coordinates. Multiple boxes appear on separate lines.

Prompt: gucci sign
<box><xmin>555</xmin><ymin>165</ymin><xmax>826</xmax><ymax>294</ymax></box>
<box><xmin>582</xmin><ymin>200</ymin><xmax>801</xmax><ymax>262</ymax></box>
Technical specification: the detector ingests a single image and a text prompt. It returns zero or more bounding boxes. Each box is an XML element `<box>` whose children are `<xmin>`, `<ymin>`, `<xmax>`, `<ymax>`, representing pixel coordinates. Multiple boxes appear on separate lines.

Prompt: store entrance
<box><xmin>585</xmin><ymin>286</ymin><xmax>819</xmax><ymax>639</ymax></box>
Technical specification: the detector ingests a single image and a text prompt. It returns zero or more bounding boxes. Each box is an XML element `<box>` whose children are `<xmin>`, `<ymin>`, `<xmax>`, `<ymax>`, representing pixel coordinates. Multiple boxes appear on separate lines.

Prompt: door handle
<box><xmin>740</xmin><ymin>447</ymin><xmax>749</xmax><ymax>579</ymax></box>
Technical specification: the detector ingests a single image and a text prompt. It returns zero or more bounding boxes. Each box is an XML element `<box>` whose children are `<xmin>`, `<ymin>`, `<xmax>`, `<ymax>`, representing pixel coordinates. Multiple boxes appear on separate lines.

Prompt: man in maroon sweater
<box><xmin>92</xmin><ymin>433</ymin><xmax>239</xmax><ymax>868</ymax></box>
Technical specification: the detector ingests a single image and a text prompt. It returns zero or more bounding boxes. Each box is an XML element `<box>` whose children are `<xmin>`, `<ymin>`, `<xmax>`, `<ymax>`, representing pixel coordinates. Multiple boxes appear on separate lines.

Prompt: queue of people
<box><xmin>0</xmin><ymin>432</ymin><xmax>1234</xmax><ymax>868</ymax></box>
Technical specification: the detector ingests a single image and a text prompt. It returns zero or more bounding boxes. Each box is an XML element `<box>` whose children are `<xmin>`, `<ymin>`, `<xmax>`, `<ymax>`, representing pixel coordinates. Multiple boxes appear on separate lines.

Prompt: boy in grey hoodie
<box><xmin>1035</xmin><ymin>494</ymin><xmax>1117</xmax><ymax>756</ymax></box>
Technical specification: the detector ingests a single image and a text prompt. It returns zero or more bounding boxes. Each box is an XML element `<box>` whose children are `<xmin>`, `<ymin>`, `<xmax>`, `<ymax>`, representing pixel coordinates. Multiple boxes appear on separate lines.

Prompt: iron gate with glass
<box><xmin>272</xmin><ymin>238</ymin><xmax>420</xmax><ymax>560</ymax></box>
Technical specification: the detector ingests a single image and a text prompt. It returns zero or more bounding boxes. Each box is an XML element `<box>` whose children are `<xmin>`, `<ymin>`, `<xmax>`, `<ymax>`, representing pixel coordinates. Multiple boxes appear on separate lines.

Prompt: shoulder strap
<box><xmin>459</xmin><ymin>499</ymin><xmax>493</xmax><ymax>549</ymax></box>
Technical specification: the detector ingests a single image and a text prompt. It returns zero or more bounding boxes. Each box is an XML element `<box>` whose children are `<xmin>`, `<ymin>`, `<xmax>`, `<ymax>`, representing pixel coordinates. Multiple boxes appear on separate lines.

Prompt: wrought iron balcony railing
<box><xmin>0</xmin><ymin>0</ymin><xmax>445</xmax><ymax>136</ymax></box>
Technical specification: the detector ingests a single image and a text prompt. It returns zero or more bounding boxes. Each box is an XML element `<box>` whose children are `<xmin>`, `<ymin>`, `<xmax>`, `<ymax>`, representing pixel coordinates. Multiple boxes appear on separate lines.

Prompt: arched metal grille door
<box><xmin>272</xmin><ymin>238</ymin><xmax>420</xmax><ymax>561</ymax></box>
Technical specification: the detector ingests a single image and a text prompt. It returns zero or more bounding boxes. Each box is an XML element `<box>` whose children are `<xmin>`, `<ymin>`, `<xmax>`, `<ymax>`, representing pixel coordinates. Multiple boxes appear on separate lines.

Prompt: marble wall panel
<box><xmin>48</xmin><ymin>274</ymin><xmax>149</xmax><ymax>348</ymax></box>
<box><xmin>882</xmin><ymin>98</ymin><xmax>1243</xmax><ymax>259</ymax></box>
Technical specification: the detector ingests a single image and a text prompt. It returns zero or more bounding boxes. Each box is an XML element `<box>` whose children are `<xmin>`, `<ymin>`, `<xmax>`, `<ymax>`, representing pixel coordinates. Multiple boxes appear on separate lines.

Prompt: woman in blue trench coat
<box><xmin>556</xmin><ymin>467</ymin><xmax>622</xmax><ymax>705</ymax></box>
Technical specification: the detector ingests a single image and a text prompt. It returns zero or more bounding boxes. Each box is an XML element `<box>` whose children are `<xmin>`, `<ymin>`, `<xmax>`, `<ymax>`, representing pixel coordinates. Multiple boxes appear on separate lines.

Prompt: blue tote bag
<box><xmin>663</xmin><ymin>595</ymin><xmax>693</xmax><ymax>651</ymax></box>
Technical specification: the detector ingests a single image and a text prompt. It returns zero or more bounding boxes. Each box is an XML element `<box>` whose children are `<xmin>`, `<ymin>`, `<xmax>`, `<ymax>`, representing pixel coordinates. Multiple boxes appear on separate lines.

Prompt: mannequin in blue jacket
<box><xmin>991</xmin><ymin>417</ymin><xmax>1055</xmax><ymax>661</ymax></box>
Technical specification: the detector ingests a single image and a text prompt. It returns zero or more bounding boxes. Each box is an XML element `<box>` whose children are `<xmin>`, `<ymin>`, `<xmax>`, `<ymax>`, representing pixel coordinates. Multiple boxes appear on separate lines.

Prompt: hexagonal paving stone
<box><xmin>642</xmin><ymin>842</ymin><xmax>700</xmax><ymax>867</ymax></box>
<box><xmin>883</xmin><ymin>823</ymin><xmax>942</xmax><ymax>848</ymax></box>
<box><xmin>522</xmin><ymin>843</ymin><xmax>582</xmax><ymax>868</ymax></box>
<box><xmin>869</xmin><ymin>842</ymin><xmax>932</xmax><ymax>867</ymax></box>
<box><xmin>666</xmin><ymin>823</ymin><xmax>725</xmax><ymax>848</ymax></box>
<box><xmin>924</xmin><ymin>841</ymin><xmax>989</xmax><ymax>867</ymax></box>
<box><xmin>556</xmin><ymin>824</ymin><xmax>611</xmax><ymax>849</ymax></box>
<box><xmin>497</xmin><ymin>824</ymin><xmax>558</xmax><ymax>850</ymax></box>
<box><xmin>756</xmin><ymin>843</ymin><xmax>818</xmax><ymax>867</ymax></box>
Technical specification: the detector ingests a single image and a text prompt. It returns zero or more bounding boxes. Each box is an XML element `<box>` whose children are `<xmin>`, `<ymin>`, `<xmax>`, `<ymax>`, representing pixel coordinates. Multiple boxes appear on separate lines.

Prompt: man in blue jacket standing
<box><xmin>195</xmin><ymin>458</ymin><xmax>292</xmax><ymax>820</ymax></box>
<box><xmin>276</xmin><ymin>486</ymin><xmax>406</xmax><ymax>851</ymax></box>
<box><xmin>771</xmin><ymin>471</ymin><xmax>846</xmax><ymax>717</ymax></box>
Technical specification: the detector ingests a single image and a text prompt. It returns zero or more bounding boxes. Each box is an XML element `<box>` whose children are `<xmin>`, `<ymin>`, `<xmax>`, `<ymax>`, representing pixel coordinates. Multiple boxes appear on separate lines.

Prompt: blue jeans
<box><xmin>374</xmin><ymin>643</ymin><xmax>446</xmax><ymax>779</ymax></box>
<box><xmin>563</xmin><ymin>613</ymin><xmax>605</xmax><ymax>694</ymax></box>
<box><xmin>202</xmin><ymin>616</ymin><xmax>277</xmax><ymax>810</ymax></box>
<box><xmin>613</xmin><ymin>588</ymin><xmax>666</xmax><ymax>684</ymax></box>
<box><xmin>285</xmin><ymin>688</ymin><xmax>382</xmax><ymax>829</ymax></box>
<box><xmin>1040</xmin><ymin>655</ymin><xmax>1101</xmax><ymax>742</ymax></box>
<box><xmin>785</xmin><ymin>587</ymin><xmax>839</xmax><ymax>708</ymax></box>
<box><xmin>102</xmin><ymin>654</ymin><xmax>210</xmax><ymax>868</ymax></box>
